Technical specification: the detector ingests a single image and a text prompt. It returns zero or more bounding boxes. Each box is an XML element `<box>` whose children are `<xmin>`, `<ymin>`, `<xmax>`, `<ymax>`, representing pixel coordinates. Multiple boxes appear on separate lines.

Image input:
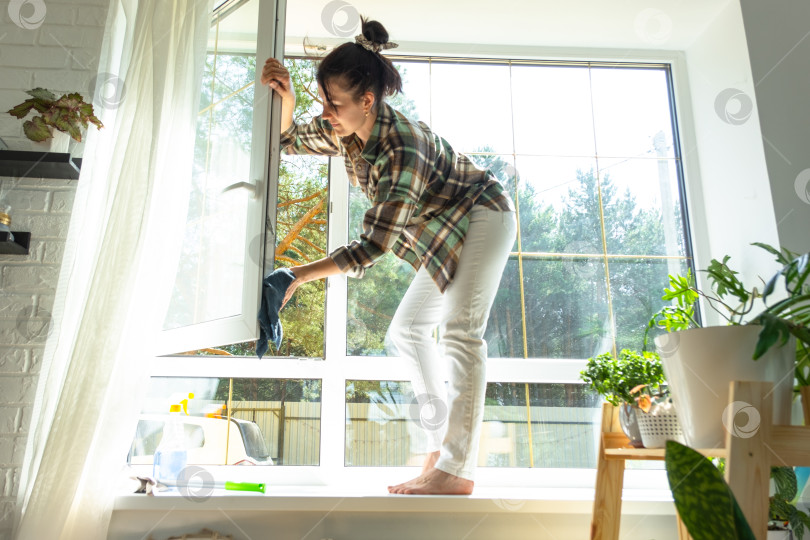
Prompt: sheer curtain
<box><xmin>14</xmin><ymin>0</ymin><xmax>211</xmax><ymax>538</ymax></box>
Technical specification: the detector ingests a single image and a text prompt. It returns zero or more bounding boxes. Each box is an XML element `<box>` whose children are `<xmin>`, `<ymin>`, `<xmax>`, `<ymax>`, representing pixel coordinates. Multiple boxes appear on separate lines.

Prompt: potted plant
<box><xmin>580</xmin><ymin>349</ymin><xmax>665</xmax><ymax>448</ymax></box>
<box><xmin>666</xmin><ymin>440</ymin><xmax>810</xmax><ymax>540</ymax></box>
<box><xmin>770</xmin><ymin>465</ymin><xmax>810</xmax><ymax>539</ymax></box>
<box><xmin>628</xmin><ymin>383</ymin><xmax>685</xmax><ymax>448</ymax></box>
<box><xmin>6</xmin><ymin>88</ymin><xmax>103</xmax><ymax>152</ymax></box>
<box><xmin>645</xmin><ymin>243</ymin><xmax>810</xmax><ymax>448</ymax></box>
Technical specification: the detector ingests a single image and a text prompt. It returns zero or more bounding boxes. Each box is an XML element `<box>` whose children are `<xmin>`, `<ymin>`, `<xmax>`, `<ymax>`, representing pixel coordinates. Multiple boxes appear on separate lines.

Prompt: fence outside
<box><xmin>231</xmin><ymin>401</ymin><xmax>602</xmax><ymax>468</ymax></box>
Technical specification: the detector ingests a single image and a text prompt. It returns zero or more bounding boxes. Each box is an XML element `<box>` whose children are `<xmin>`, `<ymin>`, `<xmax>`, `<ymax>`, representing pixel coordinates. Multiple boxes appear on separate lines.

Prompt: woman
<box><xmin>261</xmin><ymin>18</ymin><xmax>516</xmax><ymax>495</ymax></box>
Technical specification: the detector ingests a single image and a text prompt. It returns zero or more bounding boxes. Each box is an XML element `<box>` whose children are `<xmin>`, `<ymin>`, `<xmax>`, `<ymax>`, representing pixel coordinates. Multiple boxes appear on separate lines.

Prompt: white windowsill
<box><xmin>114</xmin><ymin>486</ymin><xmax>677</xmax><ymax>515</ymax></box>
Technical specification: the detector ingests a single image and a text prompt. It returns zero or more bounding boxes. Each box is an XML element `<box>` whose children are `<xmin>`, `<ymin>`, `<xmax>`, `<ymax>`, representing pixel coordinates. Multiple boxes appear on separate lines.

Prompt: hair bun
<box><xmin>361</xmin><ymin>17</ymin><xmax>389</xmax><ymax>45</ymax></box>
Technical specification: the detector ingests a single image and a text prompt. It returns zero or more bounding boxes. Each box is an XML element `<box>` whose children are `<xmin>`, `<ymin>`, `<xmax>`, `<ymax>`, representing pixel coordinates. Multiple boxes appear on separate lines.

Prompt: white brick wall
<box><xmin>0</xmin><ymin>0</ymin><xmax>108</xmax><ymax>152</ymax></box>
<box><xmin>0</xmin><ymin>1</ymin><xmax>108</xmax><ymax>537</ymax></box>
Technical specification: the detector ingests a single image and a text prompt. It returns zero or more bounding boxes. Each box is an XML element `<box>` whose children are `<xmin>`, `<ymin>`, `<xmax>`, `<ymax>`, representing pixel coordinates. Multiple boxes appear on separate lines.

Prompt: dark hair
<box><xmin>317</xmin><ymin>17</ymin><xmax>402</xmax><ymax>110</ymax></box>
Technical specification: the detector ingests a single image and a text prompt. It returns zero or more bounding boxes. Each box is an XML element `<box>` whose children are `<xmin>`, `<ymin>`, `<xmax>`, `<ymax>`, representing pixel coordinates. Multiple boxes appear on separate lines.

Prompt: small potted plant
<box><xmin>580</xmin><ymin>349</ymin><xmax>665</xmax><ymax>448</ymax></box>
<box><xmin>628</xmin><ymin>383</ymin><xmax>684</xmax><ymax>448</ymax></box>
<box><xmin>6</xmin><ymin>88</ymin><xmax>103</xmax><ymax>152</ymax></box>
<box><xmin>645</xmin><ymin>243</ymin><xmax>810</xmax><ymax>448</ymax></box>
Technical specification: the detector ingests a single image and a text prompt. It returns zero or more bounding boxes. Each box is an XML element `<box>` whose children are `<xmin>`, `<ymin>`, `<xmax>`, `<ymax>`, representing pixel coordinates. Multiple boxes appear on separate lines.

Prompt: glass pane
<box><xmin>468</xmin><ymin>153</ymin><xmax>518</xmax><ymax>220</ymax></box>
<box><xmin>228</xmin><ymin>377</ymin><xmax>321</xmax><ymax>465</ymax></box>
<box><xmin>345</xmin><ymin>381</ymin><xmax>415</xmax><ymax>466</ymax></box>
<box><xmin>511</xmin><ymin>65</ymin><xmax>595</xmax><ymax>157</ymax></box>
<box><xmin>608</xmin><ymin>256</ymin><xmax>690</xmax><ymax>352</ymax></box>
<box><xmin>345</xmin><ymin>184</ymin><xmax>416</xmax><ymax>357</ymax></box>
<box><xmin>345</xmin><ymin>381</ymin><xmax>605</xmax><ymax>468</ymax></box>
<box><xmin>129</xmin><ymin>377</ymin><xmax>321</xmax><ymax>466</ymax></box>
<box><xmin>598</xmin><ymin>157</ymin><xmax>686</xmax><ymax>256</ymax></box>
<box><xmin>484</xmin><ymin>258</ymin><xmax>522</xmax><ymax>358</ymax></box>
<box><xmin>275</xmin><ymin>149</ymin><xmax>328</xmax><ymax>357</ymax></box>
<box><xmin>163</xmin><ymin>6</ymin><xmax>258</xmax><ymax>331</ymax></box>
<box><xmin>482</xmin><ymin>383</ymin><xmax>602</xmax><ymax>468</ymax></box>
<box><xmin>430</xmin><ymin>62</ymin><xmax>513</xmax><ymax>154</ymax></box>
<box><xmin>391</xmin><ymin>60</ymin><xmax>431</xmax><ymax>123</ymax></box>
<box><xmin>590</xmin><ymin>67</ymin><xmax>676</xmax><ymax>159</ymax></box>
<box><xmin>522</xmin><ymin>258</ymin><xmax>611</xmax><ymax>359</ymax></box>
<box><xmin>514</xmin><ymin>156</ymin><xmax>602</xmax><ymax>254</ymax></box>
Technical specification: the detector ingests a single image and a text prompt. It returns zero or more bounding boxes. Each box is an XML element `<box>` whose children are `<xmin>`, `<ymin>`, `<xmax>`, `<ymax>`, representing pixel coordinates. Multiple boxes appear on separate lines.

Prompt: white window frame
<box><xmin>153</xmin><ymin>0</ymin><xmax>286</xmax><ymax>355</ymax></box>
<box><xmin>147</xmin><ymin>44</ymin><xmax>699</xmax><ymax>495</ymax></box>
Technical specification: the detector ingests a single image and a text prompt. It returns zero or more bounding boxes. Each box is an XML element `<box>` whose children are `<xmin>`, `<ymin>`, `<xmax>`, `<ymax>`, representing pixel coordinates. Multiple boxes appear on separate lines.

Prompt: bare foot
<box><xmin>387</xmin><ymin>467</ymin><xmax>474</xmax><ymax>495</ymax></box>
<box><xmin>421</xmin><ymin>451</ymin><xmax>440</xmax><ymax>474</ymax></box>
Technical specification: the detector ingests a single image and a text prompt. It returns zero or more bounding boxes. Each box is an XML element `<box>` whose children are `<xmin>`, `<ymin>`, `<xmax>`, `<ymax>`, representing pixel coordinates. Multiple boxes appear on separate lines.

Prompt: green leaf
<box><xmin>753</xmin><ymin>313</ymin><xmax>790</xmax><ymax>359</ymax></box>
<box><xmin>771</xmin><ymin>466</ymin><xmax>798</xmax><ymax>501</ymax></box>
<box><xmin>7</xmin><ymin>99</ymin><xmax>37</xmax><ymax>119</ymax></box>
<box><xmin>22</xmin><ymin>116</ymin><xmax>52</xmax><ymax>142</ymax></box>
<box><xmin>53</xmin><ymin>93</ymin><xmax>83</xmax><ymax>110</ymax></box>
<box><xmin>791</xmin><ymin>510</ymin><xmax>810</xmax><ymax>540</ymax></box>
<box><xmin>762</xmin><ymin>271</ymin><xmax>779</xmax><ymax>299</ymax></box>
<box><xmin>665</xmin><ymin>441</ymin><xmax>756</xmax><ymax>540</ymax></box>
<box><xmin>752</xmin><ymin>242</ymin><xmax>787</xmax><ymax>264</ymax></box>
<box><xmin>25</xmin><ymin>87</ymin><xmax>57</xmax><ymax>101</ymax></box>
<box><xmin>771</xmin><ymin>494</ymin><xmax>793</xmax><ymax>520</ymax></box>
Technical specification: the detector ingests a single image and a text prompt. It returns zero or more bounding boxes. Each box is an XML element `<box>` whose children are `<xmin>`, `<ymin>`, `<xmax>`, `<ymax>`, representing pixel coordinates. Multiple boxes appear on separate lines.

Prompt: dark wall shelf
<box><xmin>0</xmin><ymin>150</ymin><xmax>82</xmax><ymax>180</ymax></box>
<box><xmin>0</xmin><ymin>231</ymin><xmax>31</xmax><ymax>255</ymax></box>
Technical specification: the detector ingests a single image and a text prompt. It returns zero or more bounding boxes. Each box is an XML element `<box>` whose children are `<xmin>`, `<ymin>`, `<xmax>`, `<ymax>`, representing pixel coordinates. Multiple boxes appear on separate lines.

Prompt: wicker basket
<box><xmin>635</xmin><ymin>401</ymin><xmax>685</xmax><ymax>448</ymax></box>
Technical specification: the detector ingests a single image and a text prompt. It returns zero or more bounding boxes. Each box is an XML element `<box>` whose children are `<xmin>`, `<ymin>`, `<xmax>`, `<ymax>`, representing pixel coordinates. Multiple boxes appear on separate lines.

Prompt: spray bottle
<box><xmin>153</xmin><ymin>393</ymin><xmax>194</xmax><ymax>487</ymax></box>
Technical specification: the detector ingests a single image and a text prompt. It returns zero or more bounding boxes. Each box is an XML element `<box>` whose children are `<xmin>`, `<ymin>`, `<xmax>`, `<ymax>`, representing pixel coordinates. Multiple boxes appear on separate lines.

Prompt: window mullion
<box><xmin>320</xmin><ymin>156</ymin><xmax>351</xmax><ymax>476</ymax></box>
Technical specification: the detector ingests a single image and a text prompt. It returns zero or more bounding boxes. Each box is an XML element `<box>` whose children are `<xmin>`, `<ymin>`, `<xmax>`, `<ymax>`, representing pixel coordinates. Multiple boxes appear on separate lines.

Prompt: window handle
<box><xmin>221</xmin><ymin>179</ymin><xmax>264</xmax><ymax>199</ymax></box>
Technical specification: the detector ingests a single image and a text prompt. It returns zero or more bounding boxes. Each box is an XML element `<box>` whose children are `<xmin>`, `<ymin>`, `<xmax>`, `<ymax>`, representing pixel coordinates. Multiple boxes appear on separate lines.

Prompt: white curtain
<box><xmin>14</xmin><ymin>0</ymin><xmax>211</xmax><ymax>538</ymax></box>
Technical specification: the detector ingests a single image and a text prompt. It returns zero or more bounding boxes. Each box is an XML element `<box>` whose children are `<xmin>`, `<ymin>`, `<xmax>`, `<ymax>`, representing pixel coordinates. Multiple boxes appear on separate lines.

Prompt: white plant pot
<box><xmin>654</xmin><ymin>326</ymin><xmax>794</xmax><ymax>448</ymax></box>
<box><xmin>49</xmin><ymin>131</ymin><xmax>71</xmax><ymax>153</ymax></box>
<box><xmin>767</xmin><ymin>529</ymin><xmax>793</xmax><ymax>540</ymax></box>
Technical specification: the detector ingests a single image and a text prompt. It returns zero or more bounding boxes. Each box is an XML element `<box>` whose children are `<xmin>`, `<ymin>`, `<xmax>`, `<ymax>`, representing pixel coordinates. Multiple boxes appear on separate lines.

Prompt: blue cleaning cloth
<box><xmin>256</xmin><ymin>268</ymin><xmax>296</xmax><ymax>358</ymax></box>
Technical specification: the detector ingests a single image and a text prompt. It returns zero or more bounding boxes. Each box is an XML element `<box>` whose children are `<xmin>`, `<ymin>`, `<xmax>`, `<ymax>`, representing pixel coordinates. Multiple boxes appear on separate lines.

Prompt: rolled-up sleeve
<box><xmin>280</xmin><ymin>115</ymin><xmax>342</xmax><ymax>156</ymax></box>
<box><xmin>329</xmin><ymin>143</ymin><xmax>428</xmax><ymax>277</ymax></box>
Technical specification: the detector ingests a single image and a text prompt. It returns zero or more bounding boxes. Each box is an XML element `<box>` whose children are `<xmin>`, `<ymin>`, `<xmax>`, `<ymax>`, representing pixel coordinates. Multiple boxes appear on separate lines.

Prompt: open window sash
<box><xmin>155</xmin><ymin>0</ymin><xmax>286</xmax><ymax>356</ymax></box>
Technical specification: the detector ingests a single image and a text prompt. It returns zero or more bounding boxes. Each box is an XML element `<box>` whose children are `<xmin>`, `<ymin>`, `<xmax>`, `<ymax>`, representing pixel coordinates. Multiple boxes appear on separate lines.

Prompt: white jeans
<box><xmin>387</xmin><ymin>206</ymin><xmax>517</xmax><ymax>480</ymax></box>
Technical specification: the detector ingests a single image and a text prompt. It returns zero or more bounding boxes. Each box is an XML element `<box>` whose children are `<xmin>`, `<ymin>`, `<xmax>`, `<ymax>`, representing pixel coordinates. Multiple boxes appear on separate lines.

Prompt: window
<box><xmin>139</xmin><ymin>3</ymin><xmax>693</xmax><ymax>488</ymax></box>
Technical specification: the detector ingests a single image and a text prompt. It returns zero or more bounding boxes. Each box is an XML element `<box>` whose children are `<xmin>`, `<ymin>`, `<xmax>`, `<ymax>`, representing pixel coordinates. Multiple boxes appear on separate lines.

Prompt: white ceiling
<box><xmin>216</xmin><ymin>0</ymin><xmax>733</xmax><ymax>54</ymax></box>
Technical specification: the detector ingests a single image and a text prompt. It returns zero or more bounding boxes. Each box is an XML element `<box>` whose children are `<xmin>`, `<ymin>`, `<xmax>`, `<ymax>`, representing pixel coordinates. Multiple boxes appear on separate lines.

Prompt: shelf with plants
<box><xmin>0</xmin><ymin>88</ymin><xmax>103</xmax><ymax>255</ymax></box>
<box><xmin>1</xmin><ymin>87</ymin><xmax>102</xmax><ymax>180</ymax></box>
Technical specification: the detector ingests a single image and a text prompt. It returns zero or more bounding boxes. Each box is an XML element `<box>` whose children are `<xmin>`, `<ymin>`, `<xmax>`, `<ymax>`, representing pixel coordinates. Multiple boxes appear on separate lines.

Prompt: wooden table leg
<box><xmin>591</xmin><ymin>404</ymin><xmax>624</xmax><ymax>540</ymax></box>
<box><xmin>591</xmin><ymin>459</ymin><xmax>624</xmax><ymax>539</ymax></box>
<box><xmin>724</xmin><ymin>381</ymin><xmax>772</xmax><ymax>540</ymax></box>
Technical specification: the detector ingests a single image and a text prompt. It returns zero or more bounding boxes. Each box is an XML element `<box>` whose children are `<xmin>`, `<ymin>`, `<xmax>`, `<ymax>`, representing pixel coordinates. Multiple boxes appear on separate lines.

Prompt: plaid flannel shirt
<box><xmin>279</xmin><ymin>102</ymin><xmax>514</xmax><ymax>293</ymax></box>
